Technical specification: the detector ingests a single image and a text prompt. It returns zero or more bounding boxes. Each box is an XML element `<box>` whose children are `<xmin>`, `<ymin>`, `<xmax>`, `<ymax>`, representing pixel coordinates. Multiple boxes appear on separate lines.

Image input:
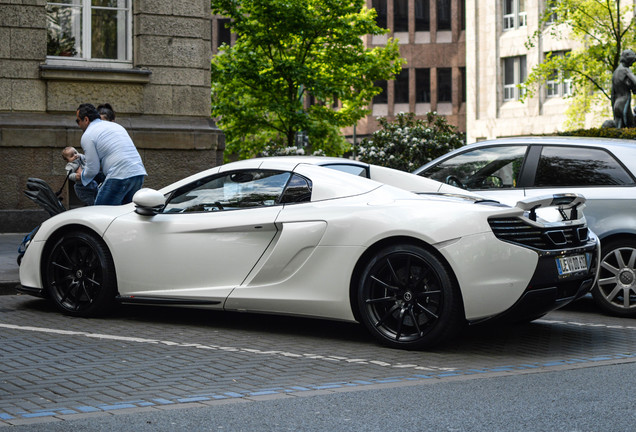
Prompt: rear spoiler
<box><xmin>515</xmin><ymin>193</ymin><xmax>586</xmax><ymax>222</ymax></box>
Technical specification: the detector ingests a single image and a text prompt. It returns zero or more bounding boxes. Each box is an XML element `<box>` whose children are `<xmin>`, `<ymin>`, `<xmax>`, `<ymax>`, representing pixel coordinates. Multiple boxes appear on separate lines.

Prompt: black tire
<box><xmin>357</xmin><ymin>244</ymin><xmax>463</xmax><ymax>349</ymax></box>
<box><xmin>44</xmin><ymin>231</ymin><xmax>117</xmax><ymax>317</ymax></box>
<box><xmin>592</xmin><ymin>239</ymin><xmax>636</xmax><ymax>317</ymax></box>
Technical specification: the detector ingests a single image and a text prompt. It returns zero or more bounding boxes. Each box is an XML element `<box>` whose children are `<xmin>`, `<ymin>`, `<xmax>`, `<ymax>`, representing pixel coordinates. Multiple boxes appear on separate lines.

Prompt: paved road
<box><xmin>0</xmin><ymin>233</ymin><xmax>23</xmax><ymax>293</ymax></box>
<box><xmin>6</xmin><ymin>362</ymin><xmax>636</xmax><ymax>431</ymax></box>
<box><xmin>1</xmin><ymin>293</ymin><xmax>635</xmax><ymax>429</ymax></box>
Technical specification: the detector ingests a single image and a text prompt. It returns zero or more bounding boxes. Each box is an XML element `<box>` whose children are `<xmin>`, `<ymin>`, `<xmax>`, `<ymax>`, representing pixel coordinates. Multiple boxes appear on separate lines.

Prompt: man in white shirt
<box><xmin>75</xmin><ymin>103</ymin><xmax>147</xmax><ymax>206</ymax></box>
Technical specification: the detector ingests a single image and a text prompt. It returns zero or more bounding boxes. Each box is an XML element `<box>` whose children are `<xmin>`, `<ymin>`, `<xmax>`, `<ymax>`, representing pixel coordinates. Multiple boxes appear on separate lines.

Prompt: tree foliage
<box><xmin>211</xmin><ymin>0</ymin><xmax>404</xmax><ymax>160</ymax></box>
<box><xmin>357</xmin><ymin>112</ymin><xmax>466</xmax><ymax>172</ymax></box>
<box><xmin>523</xmin><ymin>0</ymin><xmax>636</xmax><ymax>125</ymax></box>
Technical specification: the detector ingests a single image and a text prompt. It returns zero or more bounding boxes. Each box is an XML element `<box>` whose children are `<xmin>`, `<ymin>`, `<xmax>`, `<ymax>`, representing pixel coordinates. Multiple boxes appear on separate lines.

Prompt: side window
<box><xmin>163</xmin><ymin>170</ymin><xmax>291</xmax><ymax>213</ymax></box>
<box><xmin>323</xmin><ymin>164</ymin><xmax>369</xmax><ymax>177</ymax></box>
<box><xmin>280</xmin><ymin>174</ymin><xmax>312</xmax><ymax>204</ymax></box>
<box><xmin>423</xmin><ymin>145</ymin><xmax>528</xmax><ymax>190</ymax></box>
<box><xmin>535</xmin><ymin>146</ymin><xmax>634</xmax><ymax>186</ymax></box>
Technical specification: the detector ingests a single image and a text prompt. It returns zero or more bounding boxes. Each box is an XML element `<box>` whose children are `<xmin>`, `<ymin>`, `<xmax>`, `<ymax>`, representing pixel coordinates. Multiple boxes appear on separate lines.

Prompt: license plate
<box><xmin>556</xmin><ymin>254</ymin><xmax>588</xmax><ymax>275</ymax></box>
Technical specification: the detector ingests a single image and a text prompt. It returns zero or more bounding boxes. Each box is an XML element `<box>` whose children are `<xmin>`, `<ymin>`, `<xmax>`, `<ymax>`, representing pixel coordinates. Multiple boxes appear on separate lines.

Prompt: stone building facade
<box><xmin>1</xmin><ymin>0</ymin><xmax>223</xmax><ymax>232</ymax></box>
<box><xmin>211</xmin><ymin>0</ymin><xmax>466</xmax><ymax>144</ymax></box>
<box><xmin>343</xmin><ymin>0</ymin><xmax>466</xmax><ymax>141</ymax></box>
<box><xmin>466</xmin><ymin>0</ymin><xmax>576</xmax><ymax>143</ymax></box>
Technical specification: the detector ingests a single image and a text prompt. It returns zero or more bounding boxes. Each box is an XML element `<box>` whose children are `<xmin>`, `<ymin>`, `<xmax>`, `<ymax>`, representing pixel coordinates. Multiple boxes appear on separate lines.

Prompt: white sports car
<box><xmin>18</xmin><ymin>157</ymin><xmax>599</xmax><ymax>349</ymax></box>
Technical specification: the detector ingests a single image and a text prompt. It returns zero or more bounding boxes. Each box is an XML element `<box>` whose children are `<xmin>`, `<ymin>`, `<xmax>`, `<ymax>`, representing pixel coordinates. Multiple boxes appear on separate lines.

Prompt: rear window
<box><xmin>535</xmin><ymin>146</ymin><xmax>634</xmax><ymax>186</ymax></box>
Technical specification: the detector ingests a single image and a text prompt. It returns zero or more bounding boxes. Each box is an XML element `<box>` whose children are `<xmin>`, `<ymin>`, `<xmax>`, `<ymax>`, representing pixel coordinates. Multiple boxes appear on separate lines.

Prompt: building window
<box><xmin>503</xmin><ymin>56</ymin><xmax>526</xmax><ymax>101</ymax></box>
<box><xmin>503</xmin><ymin>0</ymin><xmax>526</xmax><ymax>30</ymax></box>
<box><xmin>437</xmin><ymin>0</ymin><xmax>451</xmax><ymax>31</ymax></box>
<box><xmin>46</xmin><ymin>0</ymin><xmax>132</xmax><ymax>64</ymax></box>
<box><xmin>373</xmin><ymin>80</ymin><xmax>388</xmax><ymax>104</ymax></box>
<box><xmin>415</xmin><ymin>0</ymin><xmax>430</xmax><ymax>31</ymax></box>
<box><xmin>394</xmin><ymin>0</ymin><xmax>409</xmax><ymax>32</ymax></box>
<box><xmin>518</xmin><ymin>0</ymin><xmax>527</xmax><ymax>26</ymax></box>
<box><xmin>373</xmin><ymin>0</ymin><xmax>388</xmax><ymax>29</ymax></box>
<box><xmin>395</xmin><ymin>69</ymin><xmax>410</xmax><ymax>104</ymax></box>
<box><xmin>437</xmin><ymin>68</ymin><xmax>452</xmax><ymax>102</ymax></box>
<box><xmin>546</xmin><ymin>0</ymin><xmax>558</xmax><ymax>24</ymax></box>
<box><xmin>217</xmin><ymin>18</ymin><xmax>232</xmax><ymax>49</ymax></box>
<box><xmin>545</xmin><ymin>51</ymin><xmax>572</xmax><ymax>98</ymax></box>
<box><xmin>416</xmin><ymin>68</ymin><xmax>431</xmax><ymax>102</ymax></box>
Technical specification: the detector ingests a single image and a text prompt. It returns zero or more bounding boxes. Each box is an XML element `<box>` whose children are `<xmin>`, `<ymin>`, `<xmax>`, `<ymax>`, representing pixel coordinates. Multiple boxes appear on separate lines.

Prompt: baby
<box><xmin>62</xmin><ymin>146</ymin><xmax>86</xmax><ymax>182</ymax></box>
<box><xmin>62</xmin><ymin>146</ymin><xmax>101</xmax><ymax>206</ymax></box>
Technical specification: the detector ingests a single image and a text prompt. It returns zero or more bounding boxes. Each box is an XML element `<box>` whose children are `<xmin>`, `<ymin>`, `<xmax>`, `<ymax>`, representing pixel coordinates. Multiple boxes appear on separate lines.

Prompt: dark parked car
<box><xmin>414</xmin><ymin>136</ymin><xmax>636</xmax><ymax>317</ymax></box>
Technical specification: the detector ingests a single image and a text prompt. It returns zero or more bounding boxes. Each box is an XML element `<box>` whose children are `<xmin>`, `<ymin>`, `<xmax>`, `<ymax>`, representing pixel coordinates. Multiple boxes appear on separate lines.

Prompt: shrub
<box><xmin>357</xmin><ymin>112</ymin><xmax>465</xmax><ymax>171</ymax></box>
<box><xmin>558</xmin><ymin>127</ymin><xmax>636</xmax><ymax>139</ymax></box>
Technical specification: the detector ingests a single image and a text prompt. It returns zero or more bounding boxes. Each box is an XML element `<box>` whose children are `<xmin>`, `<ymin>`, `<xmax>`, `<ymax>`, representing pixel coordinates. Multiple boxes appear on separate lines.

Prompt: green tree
<box><xmin>523</xmin><ymin>0</ymin><xmax>636</xmax><ymax>127</ymax></box>
<box><xmin>211</xmin><ymin>0</ymin><xmax>404</xmax><ymax>160</ymax></box>
<box><xmin>357</xmin><ymin>112</ymin><xmax>465</xmax><ymax>172</ymax></box>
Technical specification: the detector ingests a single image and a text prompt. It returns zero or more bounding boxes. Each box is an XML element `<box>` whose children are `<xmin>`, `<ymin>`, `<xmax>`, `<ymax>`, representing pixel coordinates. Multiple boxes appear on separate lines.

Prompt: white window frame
<box><xmin>546</xmin><ymin>0</ymin><xmax>558</xmax><ymax>24</ymax></box>
<box><xmin>503</xmin><ymin>0</ymin><xmax>527</xmax><ymax>31</ymax></box>
<box><xmin>503</xmin><ymin>56</ymin><xmax>526</xmax><ymax>102</ymax></box>
<box><xmin>545</xmin><ymin>51</ymin><xmax>572</xmax><ymax>98</ymax></box>
<box><xmin>46</xmin><ymin>0</ymin><xmax>132</xmax><ymax>69</ymax></box>
<box><xmin>546</xmin><ymin>80</ymin><xmax>559</xmax><ymax>97</ymax></box>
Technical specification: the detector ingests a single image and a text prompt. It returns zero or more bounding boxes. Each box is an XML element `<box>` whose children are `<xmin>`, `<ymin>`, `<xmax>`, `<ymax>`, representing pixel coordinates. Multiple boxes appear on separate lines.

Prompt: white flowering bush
<box><xmin>260</xmin><ymin>145</ymin><xmax>326</xmax><ymax>157</ymax></box>
<box><xmin>357</xmin><ymin>112</ymin><xmax>465</xmax><ymax>172</ymax></box>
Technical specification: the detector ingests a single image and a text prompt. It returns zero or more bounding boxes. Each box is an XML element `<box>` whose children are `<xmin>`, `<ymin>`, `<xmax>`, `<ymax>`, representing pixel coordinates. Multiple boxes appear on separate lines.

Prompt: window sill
<box><xmin>39</xmin><ymin>65</ymin><xmax>152</xmax><ymax>84</ymax></box>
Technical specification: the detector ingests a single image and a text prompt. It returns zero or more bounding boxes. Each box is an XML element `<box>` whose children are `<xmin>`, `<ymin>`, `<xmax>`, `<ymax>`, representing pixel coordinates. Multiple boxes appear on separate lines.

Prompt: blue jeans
<box><xmin>94</xmin><ymin>175</ymin><xmax>145</xmax><ymax>206</ymax></box>
<box><xmin>74</xmin><ymin>180</ymin><xmax>99</xmax><ymax>206</ymax></box>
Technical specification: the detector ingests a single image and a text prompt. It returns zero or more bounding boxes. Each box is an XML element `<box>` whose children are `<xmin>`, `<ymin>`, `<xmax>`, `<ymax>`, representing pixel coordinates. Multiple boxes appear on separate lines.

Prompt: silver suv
<box><xmin>414</xmin><ymin>136</ymin><xmax>636</xmax><ymax>317</ymax></box>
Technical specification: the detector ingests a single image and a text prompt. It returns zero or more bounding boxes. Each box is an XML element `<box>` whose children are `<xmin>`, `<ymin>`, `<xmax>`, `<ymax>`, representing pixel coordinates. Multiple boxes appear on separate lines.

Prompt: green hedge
<box><xmin>558</xmin><ymin>127</ymin><xmax>636</xmax><ymax>139</ymax></box>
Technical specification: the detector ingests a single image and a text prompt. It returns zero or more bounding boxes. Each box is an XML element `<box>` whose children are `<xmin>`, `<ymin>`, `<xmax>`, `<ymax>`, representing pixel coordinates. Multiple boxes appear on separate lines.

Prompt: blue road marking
<box><xmin>2</xmin><ymin>352</ymin><xmax>635</xmax><ymax>422</ymax></box>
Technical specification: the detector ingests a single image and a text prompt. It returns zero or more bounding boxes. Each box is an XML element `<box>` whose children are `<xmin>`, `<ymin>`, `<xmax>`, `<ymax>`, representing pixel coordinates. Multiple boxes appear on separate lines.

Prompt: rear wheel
<box><xmin>357</xmin><ymin>244</ymin><xmax>463</xmax><ymax>349</ymax></box>
<box><xmin>44</xmin><ymin>231</ymin><xmax>116</xmax><ymax>317</ymax></box>
<box><xmin>592</xmin><ymin>239</ymin><xmax>636</xmax><ymax>317</ymax></box>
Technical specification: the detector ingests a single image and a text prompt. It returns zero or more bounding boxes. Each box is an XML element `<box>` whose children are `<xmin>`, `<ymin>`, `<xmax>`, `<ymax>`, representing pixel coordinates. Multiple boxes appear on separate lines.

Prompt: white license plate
<box><xmin>556</xmin><ymin>254</ymin><xmax>588</xmax><ymax>275</ymax></box>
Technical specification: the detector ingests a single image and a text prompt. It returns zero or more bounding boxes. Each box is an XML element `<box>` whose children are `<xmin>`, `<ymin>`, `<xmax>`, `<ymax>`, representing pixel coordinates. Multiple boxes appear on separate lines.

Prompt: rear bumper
<box><xmin>491</xmin><ymin>277</ymin><xmax>594</xmax><ymax>323</ymax></box>
<box><xmin>476</xmin><ymin>240</ymin><xmax>599</xmax><ymax>323</ymax></box>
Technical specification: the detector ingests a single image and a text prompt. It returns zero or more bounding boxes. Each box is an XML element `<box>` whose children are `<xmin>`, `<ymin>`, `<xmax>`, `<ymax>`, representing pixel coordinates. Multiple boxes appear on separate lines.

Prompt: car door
<box><xmin>105</xmin><ymin>169</ymin><xmax>293</xmax><ymax>303</ymax></box>
<box><xmin>419</xmin><ymin>144</ymin><xmax>530</xmax><ymax>204</ymax></box>
<box><xmin>520</xmin><ymin>144</ymin><xmax>636</xmax><ymax>232</ymax></box>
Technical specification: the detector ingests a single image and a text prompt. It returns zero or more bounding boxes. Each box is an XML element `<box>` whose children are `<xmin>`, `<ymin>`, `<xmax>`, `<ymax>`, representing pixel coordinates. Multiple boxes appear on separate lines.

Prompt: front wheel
<box><xmin>44</xmin><ymin>231</ymin><xmax>117</xmax><ymax>317</ymax></box>
<box><xmin>357</xmin><ymin>244</ymin><xmax>463</xmax><ymax>350</ymax></box>
<box><xmin>592</xmin><ymin>239</ymin><xmax>636</xmax><ymax>317</ymax></box>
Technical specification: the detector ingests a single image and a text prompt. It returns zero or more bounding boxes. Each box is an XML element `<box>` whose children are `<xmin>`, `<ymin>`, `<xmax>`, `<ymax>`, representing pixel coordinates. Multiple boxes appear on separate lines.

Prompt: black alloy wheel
<box><xmin>357</xmin><ymin>244</ymin><xmax>462</xmax><ymax>349</ymax></box>
<box><xmin>44</xmin><ymin>231</ymin><xmax>116</xmax><ymax>317</ymax></box>
<box><xmin>593</xmin><ymin>239</ymin><xmax>636</xmax><ymax>317</ymax></box>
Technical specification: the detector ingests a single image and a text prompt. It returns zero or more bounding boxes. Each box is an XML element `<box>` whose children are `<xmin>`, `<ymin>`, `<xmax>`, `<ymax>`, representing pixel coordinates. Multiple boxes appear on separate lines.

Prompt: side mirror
<box><xmin>133</xmin><ymin>188</ymin><xmax>166</xmax><ymax>216</ymax></box>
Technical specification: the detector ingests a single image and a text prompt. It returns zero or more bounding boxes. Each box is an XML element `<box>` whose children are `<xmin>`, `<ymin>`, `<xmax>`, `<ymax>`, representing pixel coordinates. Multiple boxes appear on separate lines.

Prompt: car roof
<box><xmin>464</xmin><ymin>136</ymin><xmax>636</xmax><ymax>150</ymax></box>
<box><xmin>415</xmin><ymin>136</ymin><xmax>636</xmax><ymax>175</ymax></box>
<box><xmin>160</xmin><ymin>155</ymin><xmax>480</xmax><ymax>199</ymax></box>
<box><xmin>159</xmin><ymin>156</ymin><xmax>383</xmax><ymax>201</ymax></box>
<box><xmin>228</xmin><ymin>155</ymin><xmax>368</xmax><ymax>167</ymax></box>
<box><xmin>228</xmin><ymin>156</ymin><xmax>477</xmax><ymax>196</ymax></box>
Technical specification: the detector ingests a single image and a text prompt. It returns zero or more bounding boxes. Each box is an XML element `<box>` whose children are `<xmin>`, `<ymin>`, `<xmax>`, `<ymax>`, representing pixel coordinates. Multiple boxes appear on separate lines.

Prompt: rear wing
<box><xmin>515</xmin><ymin>193</ymin><xmax>586</xmax><ymax>222</ymax></box>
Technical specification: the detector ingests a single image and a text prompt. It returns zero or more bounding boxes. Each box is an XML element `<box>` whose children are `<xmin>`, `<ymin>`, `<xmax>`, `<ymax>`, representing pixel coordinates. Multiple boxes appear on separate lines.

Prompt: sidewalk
<box><xmin>0</xmin><ymin>233</ymin><xmax>26</xmax><ymax>295</ymax></box>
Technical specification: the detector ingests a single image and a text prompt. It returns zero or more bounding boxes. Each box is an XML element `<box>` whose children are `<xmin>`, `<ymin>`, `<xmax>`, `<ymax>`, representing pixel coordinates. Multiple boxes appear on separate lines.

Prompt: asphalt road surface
<box><xmin>2</xmin><ymin>293</ymin><xmax>635</xmax><ymax>431</ymax></box>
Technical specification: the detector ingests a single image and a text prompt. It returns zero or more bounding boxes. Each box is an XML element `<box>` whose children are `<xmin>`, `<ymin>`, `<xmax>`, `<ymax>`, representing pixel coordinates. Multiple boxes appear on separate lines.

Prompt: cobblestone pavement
<box><xmin>1</xmin><ymin>293</ymin><xmax>635</xmax><ymax>426</ymax></box>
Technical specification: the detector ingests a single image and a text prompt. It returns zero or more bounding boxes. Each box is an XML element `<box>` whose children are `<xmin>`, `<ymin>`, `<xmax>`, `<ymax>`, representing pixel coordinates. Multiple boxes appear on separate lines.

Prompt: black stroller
<box><xmin>18</xmin><ymin>177</ymin><xmax>68</xmax><ymax>265</ymax></box>
<box><xmin>23</xmin><ymin>177</ymin><xmax>67</xmax><ymax>217</ymax></box>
